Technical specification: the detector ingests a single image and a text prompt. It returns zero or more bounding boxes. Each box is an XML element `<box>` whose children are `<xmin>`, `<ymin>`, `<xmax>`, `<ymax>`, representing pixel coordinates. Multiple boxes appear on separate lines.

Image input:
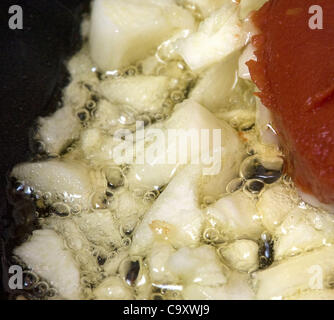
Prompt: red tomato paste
<box><xmin>247</xmin><ymin>0</ymin><xmax>334</xmax><ymax>204</ymax></box>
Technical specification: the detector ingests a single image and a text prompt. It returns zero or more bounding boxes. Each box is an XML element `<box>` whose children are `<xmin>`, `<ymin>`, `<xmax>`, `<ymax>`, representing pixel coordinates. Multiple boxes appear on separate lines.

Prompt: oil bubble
<box><xmin>143</xmin><ymin>190</ymin><xmax>159</xmax><ymax>203</ymax></box>
<box><xmin>46</xmin><ymin>288</ymin><xmax>57</xmax><ymax>298</ymax></box>
<box><xmin>119</xmin><ymin>257</ymin><xmax>142</xmax><ymax>287</ymax></box>
<box><xmin>153</xmin><ymin>113</ymin><xmax>165</xmax><ymax>122</ymax></box>
<box><xmin>23</xmin><ymin>271</ymin><xmax>39</xmax><ymax>290</ymax></box>
<box><xmin>77</xmin><ymin>108</ymin><xmax>90</xmax><ymax>123</ymax></box>
<box><xmin>121</xmin><ymin>237</ymin><xmax>132</xmax><ymax>247</ymax></box>
<box><xmin>203</xmin><ymin>228</ymin><xmax>220</xmax><ymax>243</ymax></box>
<box><xmin>102</xmin><ymin>166</ymin><xmax>124</xmax><ymax>190</ymax></box>
<box><xmin>90</xmin><ymin>189</ymin><xmax>110</xmax><ymax>210</ymax></box>
<box><xmin>32</xmin><ymin>281</ymin><xmax>49</xmax><ymax>298</ymax></box>
<box><xmin>226</xmin><ymin>178</ymin><xmax>245</xmax><ymax>194</ymax></box>
<box><xmin>244</xmin><ymin>179</ymin><xmax>265</xmax><ymax>196</ymax></box>
<box><xmin>240</xmin><ymin>154</ymin><xmax>283</xmax><ymax>184</ymax></box>
<box><xmin>170</xmin><ymin>90</ymin><xmax>184</xmax><ymax>103</ymax></box>
<box><xmin>120</xmin><ymin>222</ymin><xmax>136</xmax><ymax>237</ymax></box>
<box><xmin>42</xmin><ymin>192</ymin><xmax>52</xmax><ymax>202</ymax></box>
<box><xmin>70</xmin><ymin>204</ymin><xmax>82</xmax><ymax>215</ymax></box>
<box><xmin>85</xmin><ymin>99</ymin><xmax>97</xmax><ymax>111</ymax></box>
<box><xmin>97</xmin><ymin>255</ymin><xmax>107</xmax><ymax>266</ymax></box>
<box><xmin>124</xmin><ymin>66</ymin><xmax>138</xmax><ymax>77</ymax></box>
<box><xmin>52</xmin><ymin>202</ymin><xmax>70</xmax><ymax>217</ymax></box>
<box><xmin>163</xmin><ymin>98</ymin><xmax>173</xmax><ymax>109</ymax></box>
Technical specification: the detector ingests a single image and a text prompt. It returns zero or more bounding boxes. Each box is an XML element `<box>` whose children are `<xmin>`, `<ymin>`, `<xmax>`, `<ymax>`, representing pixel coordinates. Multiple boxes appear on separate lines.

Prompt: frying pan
<box><xmin>0</xmin><ymin>0</ymin><xmax>90</xmax><ymax>299</ymax></box>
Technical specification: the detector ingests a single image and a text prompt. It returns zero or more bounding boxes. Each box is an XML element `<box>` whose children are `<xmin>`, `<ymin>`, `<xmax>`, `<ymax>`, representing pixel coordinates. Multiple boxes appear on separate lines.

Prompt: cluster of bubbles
<box><xmin>143</xmin><ymin>189</ymin><xmax>161</xmax><ymax>203</ymax></box>
<box><xmin>226</xmin><ymin>153</ymin><xmax>284</xmax><ymax>198</ymax></box>
<box><xmin>12</xmin><ymin>180</ymin><xmax>76</xmax><ymax>221</ymax></box>
<box><xmin>98</xmin><ymin>64</ymin><xmax>139</xmax><ymax>81</ymax></box>
<box><xmin>11</xmin><ymin>256</ymin><xmax>57</xmax><ymax>300</ymax></box>
<box><xmin>151</xmin><ymin>284</ymin><xmax>183</xmax><ymax>300</ymax></box>
<box><xmin>76</xmin><ymin>94</ymin><xmax>99</xmax><ymax>128</ymax></box>
<box><xmin>26</xmin><ymin>157</ymin><xmax>155</xmax><ymax>297</ymax></box>
<box><xmin>199</xmin><ymin>152</ymin><xmax>285</xmax><ymax>272</ymax></box>
<box><xmin>11</xmin><ymin>163</ymin><xmax>146</xmax><ymax>298</ymax></box>
<box><xmin>72</xmin><ymin>56</ymin><xmax>198</xmax><ymax>150</ymax></box>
